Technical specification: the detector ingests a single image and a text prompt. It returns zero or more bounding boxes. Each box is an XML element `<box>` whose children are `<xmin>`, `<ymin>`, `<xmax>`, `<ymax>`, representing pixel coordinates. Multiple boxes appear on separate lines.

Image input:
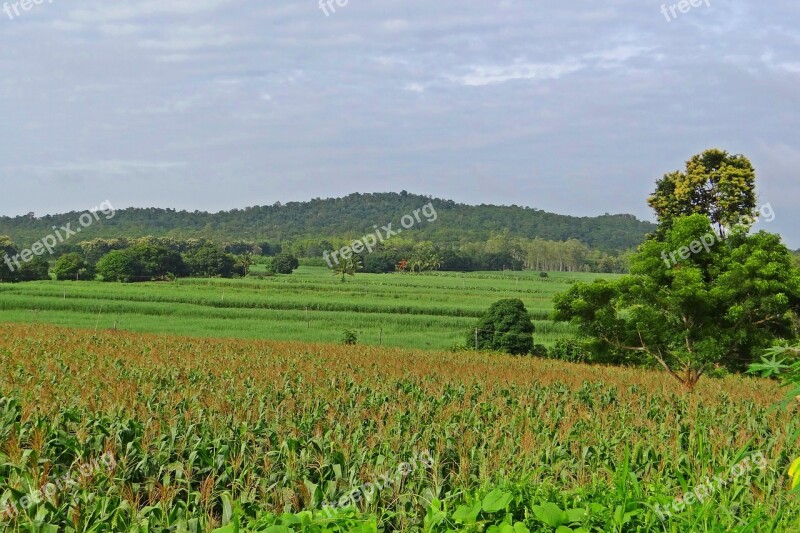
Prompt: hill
<box><xmin>0</xmin><ymin>192</ymin><xmax>654</xmax><ymax>252</ymax></box>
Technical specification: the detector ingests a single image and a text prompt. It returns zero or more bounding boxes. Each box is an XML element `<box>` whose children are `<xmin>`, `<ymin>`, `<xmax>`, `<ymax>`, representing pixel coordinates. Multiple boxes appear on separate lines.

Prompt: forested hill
<box><xmin>0</xmin><ymin>192</ymin><xmax>655</xmax><ymax>252</ymax></box>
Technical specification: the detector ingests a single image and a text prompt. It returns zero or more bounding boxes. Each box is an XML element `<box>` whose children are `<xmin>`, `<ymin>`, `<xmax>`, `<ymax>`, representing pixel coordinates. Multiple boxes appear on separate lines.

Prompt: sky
<box><xmin>0</xmin><ymin>0</ymin><xmax>798</xmax><ymax>247</ymax></box>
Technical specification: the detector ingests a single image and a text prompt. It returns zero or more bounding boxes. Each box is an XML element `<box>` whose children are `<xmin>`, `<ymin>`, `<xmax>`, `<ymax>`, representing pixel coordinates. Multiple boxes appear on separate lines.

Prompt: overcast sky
<box><xmin>0</xmin><ymin>0</ymin><xmax>797</xmax><ymax>246</ymax></box>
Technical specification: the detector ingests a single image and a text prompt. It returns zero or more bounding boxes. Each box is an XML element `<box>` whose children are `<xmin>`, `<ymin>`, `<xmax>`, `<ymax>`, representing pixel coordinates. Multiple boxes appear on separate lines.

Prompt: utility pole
<box><xmin>474</xmin><ymin>328</ymin><xmax>478</xmax><ymax>351</ymax></box>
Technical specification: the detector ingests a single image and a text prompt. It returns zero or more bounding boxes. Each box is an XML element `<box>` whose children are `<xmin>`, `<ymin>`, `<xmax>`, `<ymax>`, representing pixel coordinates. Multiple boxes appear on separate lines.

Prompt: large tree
<box><xmin>470</xmin><ymin>299</ymin><xmax>535</xmax><ymax>355</ymax></box>
<box><xmin>554</xmin><ymin>215</ymin><xmax>800</xmax><ymax>389</ymax></box>
<box><xmin>648</xmin><ymin>149</ymin><xmax>757</xmax><ymax>239</ymax></box>
<box><xmin>0</xmin><ymin>236</ymin><xmax>18</xmax><ymax>282</ymax></box>
<box><xmin>53</xmin><ymin>252</ymin><xmax>94</xmax><ymax>281</ymax></box>
<box><xmin>184</xmin><ymin>244</ymin><xmax>236</xmax><ymax>278</ymax></box>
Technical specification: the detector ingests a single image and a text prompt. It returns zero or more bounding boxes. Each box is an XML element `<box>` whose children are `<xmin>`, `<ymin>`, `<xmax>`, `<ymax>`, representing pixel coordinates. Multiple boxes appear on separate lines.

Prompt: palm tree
<box><xmin>332</xmin><ymin>256</ymin><xmax>363</xmax><ymax>282</ymax></box>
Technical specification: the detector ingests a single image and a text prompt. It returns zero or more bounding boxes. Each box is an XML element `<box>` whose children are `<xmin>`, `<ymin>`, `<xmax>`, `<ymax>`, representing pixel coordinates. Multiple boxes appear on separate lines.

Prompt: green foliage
<box><xmin>96</xmin><ymin>243</ymin><xmax>189</xmax><ymax>282</ymax></box>
<box><xmin>52</xmin><ymin>252</ymin><xmax>93</xmax><ymax>281</ymax></box>
<box><xmin>184</xmin><ymin>244</ymin><xmax>236</xmax><ymax>278</ymax></box>
<box><xmin>128</xmin><ymin>242</ymin><xmax>188</xmax><ymax>279</ymax></box>
<box><xmin>549</xmin><ymin>339</ymin><xmax>590</xmax><ymax>363</ymax></box>
<box><xmin>0</xmin><ymin>236</ymin><xmax>18</xmax><ymax>283</ymax></box>
<box><xmin>15</xmin><ymin>256</ymin><xmax>50</xmax><ymax>281</ymax></box>
<box><xmin>95</xmin><ymin>249</ymin><xmax>138</xmax><ymax>282</ymax></box>
<box><xmin>331</xmin><ymin>256</ymin><xmax>363</xmax><ymax>282</ymax></box>
<box><xmin>0</xmin><ymin>193</ymin><xmax>654</xmax><ymax>257</ymax></box>
<box><xmin>554</xmin><ymin>215</ymin><xmax>800</xmax><ymax>389</ymax></box>
<box><xmin>471</xmin><ymin>299</ymin><xmax>535</xmax><ymax>355</ymax></box>
<box><xmin>271</xmin><ymin>253</ymin><xmax>300</xmax><ymax>275</ymax></box>
<box><xmin>340</xmin><ymin>329</ymin><xmax>358</xmax><ymax>345</ymax></box>
<box><xmin>648</xmin><ymin>149</ymin><xmax>757</xmax><ymax>238</ymax></box>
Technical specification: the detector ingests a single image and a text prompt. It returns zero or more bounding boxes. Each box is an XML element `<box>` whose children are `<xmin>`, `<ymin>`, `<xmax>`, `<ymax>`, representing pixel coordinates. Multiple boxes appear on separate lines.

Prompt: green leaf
<box><xmin>513</xmin><ymin>522</ymin><xmax>531</xmax><ymax>533</ymax></box>
<box><xmin>532</xmin><ymin>503</ymin><xmax>567</xmax><ymax>528</ymax></box>
<box><xmin>565</xmin><ymin>508</ymin><xmax>587</xmax><ymax>523</ymax></box>
<box><xmin>482</xmin><ymin>488</ymin><xmax>513</xmax><ymax>513</ymax></box>
<box><xmin>452</xmin><ymin>501</ymin><xmax>481</xmax><ymax>524</ymax></box>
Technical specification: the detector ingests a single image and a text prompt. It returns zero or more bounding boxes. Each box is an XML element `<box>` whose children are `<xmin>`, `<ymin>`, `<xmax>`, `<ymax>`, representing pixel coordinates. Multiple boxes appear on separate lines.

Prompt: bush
<box><xmin>341</xmin><ymin>329</ymin><xmax>358</xmax><ymax>346</ymax></box>
<box><xmin>272</xmin><ymin>253</ymin><xmax>299</xmax><ymax>274</ymax></box>
<box><xmin>539</xmin><ymin>272</ymin><xmax>549</xmax><ymax>278</ymax></box>
<box><xmin>469</xmin><ymin>299</ymin><xmax>534</xmax><ymax>355</ymax></box>
<box><xmin>549</xmin><ymin>339</ymin><xmax>590</xmax><ymax>364</ymax></box>
<box><xmin>531</xmin><ymin>344</ymin><xmax>549</xmax><ymax>358</ymax></box>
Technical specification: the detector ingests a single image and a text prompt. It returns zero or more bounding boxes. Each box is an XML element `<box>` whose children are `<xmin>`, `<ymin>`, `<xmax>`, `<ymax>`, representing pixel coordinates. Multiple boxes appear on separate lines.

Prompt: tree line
<box><xmin>0</xmin><ymin>192</ymin><xmax>654</xmax><ymax>256</ymax></box>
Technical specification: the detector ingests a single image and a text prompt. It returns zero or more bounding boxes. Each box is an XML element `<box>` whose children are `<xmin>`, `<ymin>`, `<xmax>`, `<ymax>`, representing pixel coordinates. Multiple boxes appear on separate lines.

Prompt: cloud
<box><xmin>0</xmin><ymin>0</ymin><xmax>797</xmax><ymax>247</ymax></box>
<box><xmin>5</xmin><ymin>160</ymin><xmax>188</xmax><ymax>179</ymax></box>
<box><xmin>138</xmin><ymin>25</ymin><xmax>237</xmax><ymax>52</ymax></box>
<box><xmin>449</xmin><ymin>59</ymin><xmax>585</xmax><ymax>87</ymax></box>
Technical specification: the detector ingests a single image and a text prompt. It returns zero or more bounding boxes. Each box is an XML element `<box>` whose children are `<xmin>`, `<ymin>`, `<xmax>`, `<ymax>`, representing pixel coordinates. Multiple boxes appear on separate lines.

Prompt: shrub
<box><xmin>272</xmin><ymin>253</ymin><xmax>299</xmax><ymax>274</ymax></box>
<box><xmin>549</xmin><ymin>339</ymin><xmax>590</xmax><ymax>364</ymax></box>
<box><xmin>540</xmin><ymin>272</ymin><xmax>549</xmax><ymax>278</ymax></box>
<box><xmin>469</xmin><ymin>299</ymin><xmax>534</xmax><ymax>355</ymax></box>
<box><xmin>531</xmin><ymin>344</ymin><xmax>549</xmax><ymax>358</ymax></box>
<box><xmin>341</xmin><ymin>329</ymin><xmax>358</xmax><ymax>346</ymax></box>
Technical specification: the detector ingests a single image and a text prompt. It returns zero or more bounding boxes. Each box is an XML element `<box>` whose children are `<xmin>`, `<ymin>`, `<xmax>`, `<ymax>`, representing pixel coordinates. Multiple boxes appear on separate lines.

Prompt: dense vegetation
<box><xmin>470</xmin><ymin>298</ymin><xmax>535</xmax><ymax>355</ymax></box>
<box><xmin>555</xmin><ymin>149</ymin><xmax>800</xmax><ymax>390</ymax></box>
<box><xmin>0</xmin><ymin>192</ymin><xmax>654</xmax><ymax>253</ymax></box>
<box><xmin>0</xmin><ymin>324</ymin><xmax>797</xmax><ymax>531</ymax></box>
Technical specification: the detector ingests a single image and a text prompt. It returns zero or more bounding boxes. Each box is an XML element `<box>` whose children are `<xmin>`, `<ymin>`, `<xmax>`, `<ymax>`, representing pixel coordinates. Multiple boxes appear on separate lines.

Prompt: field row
<box><xmin>0</xmin><ymin>268</ymin><xmax>595</xmax><ymax>349</ymax></box>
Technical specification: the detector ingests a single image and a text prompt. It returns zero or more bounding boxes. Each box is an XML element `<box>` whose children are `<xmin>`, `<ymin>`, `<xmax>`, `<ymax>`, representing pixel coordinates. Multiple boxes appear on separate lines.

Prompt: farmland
<box><xmin>0</xmin><ymin>267</ymin><xmax>599</xmax><ymax>349</ymax></box>
<box><xmin>0</xmin><ymin>323</ymin><xmax>797</xmax><ymax>531</ymax></box>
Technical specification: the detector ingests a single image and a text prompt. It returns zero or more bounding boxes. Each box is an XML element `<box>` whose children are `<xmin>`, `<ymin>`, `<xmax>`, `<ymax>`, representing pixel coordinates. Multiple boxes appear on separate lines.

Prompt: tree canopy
<box><xmin>470</xmin><ymin>299</ymin><xmax>535</xmax><ymax>355</ymax></box>
<box><xmin>648</xmin><ymin>149</ymin><xmax>756</xmax><ymax>239</ymax></box>
<box><xmin>557</xmin><ymin>218</ymin><xmax>800</xmax><ymax>388</ymax></box>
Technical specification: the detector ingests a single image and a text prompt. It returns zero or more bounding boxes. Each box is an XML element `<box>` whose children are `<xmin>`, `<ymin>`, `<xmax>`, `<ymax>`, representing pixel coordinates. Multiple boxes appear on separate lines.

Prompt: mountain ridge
<box><xmin>0</xmin><ymin>191</ymin><xmax>656</xmax><ymax>252</ymax></box>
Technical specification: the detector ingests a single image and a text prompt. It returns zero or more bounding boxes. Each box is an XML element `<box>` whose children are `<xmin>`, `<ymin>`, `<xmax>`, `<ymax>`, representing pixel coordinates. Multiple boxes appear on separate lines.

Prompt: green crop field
<box><xmin>0</xmin><ymin>324</ymin><xmax>797</xmax><ymax>532</ymax></box>
<box><xmin>0</xmin><ymin>267</ymin><xmax>608</xmax><ymax>350</ymax></box>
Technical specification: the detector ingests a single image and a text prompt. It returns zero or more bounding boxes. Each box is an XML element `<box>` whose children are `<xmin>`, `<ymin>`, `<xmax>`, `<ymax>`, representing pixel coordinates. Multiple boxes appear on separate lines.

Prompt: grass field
<box><xmin>0</xmin><ymin>324</ymin><xmax>797</xmax><ymax>531</ymax></box>
<box><xmin>0</xmin><ymin>267</ymin><xmax>604</xmax><ymax>350</ymax></box>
